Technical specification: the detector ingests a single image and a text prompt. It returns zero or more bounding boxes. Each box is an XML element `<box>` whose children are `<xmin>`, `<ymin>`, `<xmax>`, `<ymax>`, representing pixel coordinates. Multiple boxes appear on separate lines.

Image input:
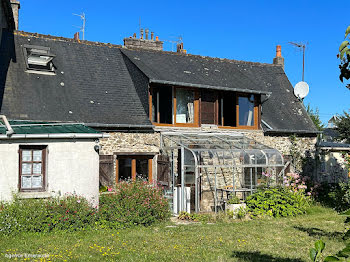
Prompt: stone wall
<box><xmin>98</xmin><ymin>128</ymin><xmax>317</xmax><ymax>212</ymax></box>
<box><xmin>99</xmin><ymin>132</ymin><xmax>160</xmax><ymax>155</ymax></box>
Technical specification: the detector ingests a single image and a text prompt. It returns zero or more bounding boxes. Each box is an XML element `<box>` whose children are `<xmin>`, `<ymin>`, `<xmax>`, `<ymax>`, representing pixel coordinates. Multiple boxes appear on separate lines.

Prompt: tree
<box><xmin>306</xmin><ymin>104</ymin><xmax>324</xmax><ymax>131</ymax></box>
<box><xmin>335</xmin><ymin>111</ymin><xmax>350</xmax><ymax>143</ymax></box>
<box><xmin>338</xmin><ymin>25</ymin><xmax>350</xmax><ymax>89</ymax></box>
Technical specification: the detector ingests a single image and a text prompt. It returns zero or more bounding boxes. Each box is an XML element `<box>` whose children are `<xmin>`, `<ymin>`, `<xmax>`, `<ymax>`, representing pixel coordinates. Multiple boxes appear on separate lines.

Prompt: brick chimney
<box><xmin>73</xmin><ymin>32</ymin><xmax>80</xmax><ymax>41</ymax></box>
<box><xmin>273</xmin><ymin>45</ymin><xmax>284</xmax><ymax>69</ymax></box>
<box><xmin>123</xmin><ymin>28</ymin><xmax>163</xmax><ymax>51</ymax></box>
<box><xmin>10</xmin><ymin>0</ymin><xmax>20</xmax><ymax>30</ymax></box>
<box><xmin>176</xmin><ymin>42</ymin><xmax>187</xmax><ymax>54</ymax></box>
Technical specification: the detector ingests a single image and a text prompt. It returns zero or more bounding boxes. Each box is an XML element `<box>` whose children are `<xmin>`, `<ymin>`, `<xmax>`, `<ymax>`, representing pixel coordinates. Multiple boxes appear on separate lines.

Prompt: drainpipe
<box><xmin>0</xmin><ymin>115</ymin><xmax>14</xmax><ymax>136</ymax></box>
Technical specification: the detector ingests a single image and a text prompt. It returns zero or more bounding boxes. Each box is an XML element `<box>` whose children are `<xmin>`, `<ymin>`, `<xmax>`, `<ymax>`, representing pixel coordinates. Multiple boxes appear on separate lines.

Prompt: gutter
<box><xmin>264</xmin><ymin>129</ymin><xmax>322</xmax><ymax>135</ymax></box>
<box><xmin>149</xmin><ymin>79</ymin><xmax>272</xmax><ymax>96</ymax></box>
<box><xmin>86</xmin><ymin>123</ymin><xmax>154</xmax><ymax>129</ymax></box>
<box><xmin>0</xmin><ymin>115</ymin><xmax>14</xmax><ymax>136</ymax></box>
<box><xmin>0</xmin><ymin>133</ymin><xmax>109</xmax><ymax>140</ymax></box>
<box><xmin>319</xmin><ymin>147</ymin><xmax>350</xmax><ymax>151</ymax></box>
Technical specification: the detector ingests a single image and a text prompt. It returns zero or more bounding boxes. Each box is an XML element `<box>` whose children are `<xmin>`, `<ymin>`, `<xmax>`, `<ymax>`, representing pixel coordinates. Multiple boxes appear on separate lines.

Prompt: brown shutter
<box><xmin>201</xmin><ymin>90</ymin><xmax>217</xmax><ymax>124</ymax></box>
<box><xmin>99</xmin><ymin>155</ymin><xmax>114</xmax><ymax>187</ymax></box>
<box><xmin>157</xmin><ymin>155</ymin><xmax>170</xmax><ymax>188</ymax></box>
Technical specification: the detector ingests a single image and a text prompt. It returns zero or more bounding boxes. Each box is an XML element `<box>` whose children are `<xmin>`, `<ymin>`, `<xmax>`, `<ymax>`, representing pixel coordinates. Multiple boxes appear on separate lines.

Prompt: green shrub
<box><xmin>314</xmin><ymin>182</ymin><xmax>350</xmax><ymax>212</ymax></box>
<box><xmin>98</xmin><ymin>181</ymin><xmax>170</xmax><ymax>228</ymax></box>
<box><xmin>0</xmin><ymin>195</ymin><xmax>97</xmax><ymax>234</ymax></box>
<box><xmin>246</xmin><ymin>187</ymin><xmax>308</xmax><ymax>218</ymax></box>
<box><xmin>226</xmin><ymin>196</ymin><xmax>241</xmax><ymax>204</ymax></box>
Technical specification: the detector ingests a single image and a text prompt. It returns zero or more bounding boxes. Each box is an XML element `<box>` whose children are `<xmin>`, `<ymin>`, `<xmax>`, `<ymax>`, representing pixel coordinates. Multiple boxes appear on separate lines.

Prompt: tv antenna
<box><xmin>163</xmin><ymin>36</ymin><xmax>183</xmax><ymax>51</ymax></box>
<box><xmin>288</xmin><ymin>42</ymin><xmax>307</xmax><ymax>81</ymax></box>
<box><xmin>73</xmin><ymin>12</ymin><xmax>86</xmax><ymax>40</ymax></box>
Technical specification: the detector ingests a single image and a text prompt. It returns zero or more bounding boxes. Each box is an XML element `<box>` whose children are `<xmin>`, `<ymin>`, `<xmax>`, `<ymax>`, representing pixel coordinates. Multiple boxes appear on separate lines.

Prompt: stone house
<box><xmin>0</xmin><ymin>0</ymin><xmax>318</xmax><ymax>212</ymax></box>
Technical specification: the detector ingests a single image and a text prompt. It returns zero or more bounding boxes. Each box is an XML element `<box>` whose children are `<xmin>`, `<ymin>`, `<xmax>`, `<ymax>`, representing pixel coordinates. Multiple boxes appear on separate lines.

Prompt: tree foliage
<box><xmin>335</xmin><ymin>110</ymin><xmax>350</xmax><ymax>143</ymax></box>
<box><xmin>338</xmin><ymin>25</ymin><xmax>350</xmax><ymax>89</ymax></box>
<box><xmin>306</xmin><ymin>104</ymin><xmax>324</xmax><ymax>131</ymax></box>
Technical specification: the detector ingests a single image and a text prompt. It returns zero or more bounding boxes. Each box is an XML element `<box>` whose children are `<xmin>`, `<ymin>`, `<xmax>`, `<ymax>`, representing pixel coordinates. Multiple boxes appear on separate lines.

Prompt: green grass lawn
<box><xmin>0</xmin><ymin>205</ymin><xmax>346</xmax><ymax>262</ymax></box>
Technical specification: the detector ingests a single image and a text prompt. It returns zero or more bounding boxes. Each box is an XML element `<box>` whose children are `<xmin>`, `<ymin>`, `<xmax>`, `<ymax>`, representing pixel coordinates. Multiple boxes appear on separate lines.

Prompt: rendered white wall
<box><xmin>0</xmin><ymin>139</ymin><xmax>99</xmax><ymax>206</ymax></box>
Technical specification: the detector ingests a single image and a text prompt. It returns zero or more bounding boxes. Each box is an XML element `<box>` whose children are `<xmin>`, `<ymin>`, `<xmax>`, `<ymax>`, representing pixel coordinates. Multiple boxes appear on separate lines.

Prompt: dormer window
<box><xmin>23</xmin><ymin>45</ymin><xmax>56</xmax><ymax>74</ymax></box>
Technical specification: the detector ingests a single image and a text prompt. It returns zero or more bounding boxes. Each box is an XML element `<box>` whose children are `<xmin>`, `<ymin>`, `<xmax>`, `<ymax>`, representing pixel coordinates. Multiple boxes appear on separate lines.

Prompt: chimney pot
<box><xmin>140</xmin><ymin>29</ymin><xmax>144</xmax><ymax>39</ymax></box>
<box><xmin>145</xmin><ymin>29</ymin><xmax>149</xmax><ymax>40</ymax></box>
<box><xmin>276</xmin><ymin>45</ymin><xmax>282</xmax><ymax>57</ymax></box>
<box><xmin>273</xmin><ymin>45</ymin><xmax>284</xmax><ymax>69</ymax></box>
<box><xmin>133</xmin><ymin>33</ymin><xmax>136</xmax><ymax>38</ymax></box>
<box><xmin>74</xmin><ymin>32</ymin><xmax>80</xmax><ymax>41</ymax></box>
<box><xmin>151</xmin><ymin>32</ymin><xmax>154</xmax><ymax>40</ymax></box>
<box><xmin>156</xmin><ymin>36</ymin><xmax>159</xmax><ymax>41</ymax></box>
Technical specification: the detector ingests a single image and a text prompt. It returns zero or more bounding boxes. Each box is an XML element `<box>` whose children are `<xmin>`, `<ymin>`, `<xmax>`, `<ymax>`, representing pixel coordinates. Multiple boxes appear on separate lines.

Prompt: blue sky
<box><xmin>19</xmin><ymin>0</ymin><xmax>350</xmax><ymax>125</ymax></box>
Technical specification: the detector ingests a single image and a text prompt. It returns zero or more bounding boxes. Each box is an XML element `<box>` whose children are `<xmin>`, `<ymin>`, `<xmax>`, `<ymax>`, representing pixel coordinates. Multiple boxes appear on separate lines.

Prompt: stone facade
<box><xmin>98</xmin><ymin>128</ymin><xmax>317</xmax><ymax>212</ymax></box>
<box><xmin>99</xmin><ymin>132</ymin><xmax>160</xmax><ymax>155</ymax></box>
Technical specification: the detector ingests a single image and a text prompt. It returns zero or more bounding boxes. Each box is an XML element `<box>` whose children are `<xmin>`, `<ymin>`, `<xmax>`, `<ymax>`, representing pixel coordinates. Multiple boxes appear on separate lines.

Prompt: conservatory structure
<box><xmin>159</xmin><ymin>132</ymin><xmax>285</xmax><ymax>213</ymax></box>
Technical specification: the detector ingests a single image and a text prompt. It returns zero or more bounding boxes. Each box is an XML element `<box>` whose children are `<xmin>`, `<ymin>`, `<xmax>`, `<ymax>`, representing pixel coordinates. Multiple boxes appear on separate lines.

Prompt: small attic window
<box><xmin>23</xmin><ymin>45</ymin><xmax>56</xmax><ymax>74</ymax></box>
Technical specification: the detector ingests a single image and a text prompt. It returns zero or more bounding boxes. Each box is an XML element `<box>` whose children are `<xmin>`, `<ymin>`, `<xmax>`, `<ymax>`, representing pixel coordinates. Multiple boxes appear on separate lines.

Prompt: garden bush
<box><xmin>246</xmin><ymin>187</ymin><xmax>308</xmax><ymax>218</ymax></box>
<box><xmin>313</xmin><ymin>182</ymin><xmax>350</xmax><ymax>212</ymax></box>
<box><xmin>98</xmin><ymin>181</ymin><xmax>170</xmax><ymax>228</ymax></box>
<box><xmin>0</xmin><ymin>194</ymin><xmax>97</xmax><ymax>234</ymax></box>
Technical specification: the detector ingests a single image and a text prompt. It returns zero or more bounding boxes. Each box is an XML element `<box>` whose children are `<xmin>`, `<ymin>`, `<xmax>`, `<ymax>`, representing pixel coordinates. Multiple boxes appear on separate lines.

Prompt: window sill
<box><xmin>25</xmin><ymin>70</ymin><xmax>56</xmax><ymax>76</ymax></box>
<box><xmin>17</xmin><ymin>191</ymin><xmax>52</xmax><ymax>199</ymax></box>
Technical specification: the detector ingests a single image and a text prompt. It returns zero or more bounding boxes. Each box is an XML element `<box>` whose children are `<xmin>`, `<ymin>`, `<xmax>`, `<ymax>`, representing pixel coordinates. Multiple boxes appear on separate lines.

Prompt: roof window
<box><xmin>23</xmin><ymin>45</ymin><xmax>56</xmax><ymax>74</ymax></box>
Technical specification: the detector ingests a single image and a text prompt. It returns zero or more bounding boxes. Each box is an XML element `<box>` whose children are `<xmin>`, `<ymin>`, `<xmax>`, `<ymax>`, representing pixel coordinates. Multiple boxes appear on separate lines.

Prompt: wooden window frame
<box><xmin>18</xmin><ymin>145</ymin><xmax>47</xmax><ymax>192</ymax></box>
<box><xmin>149</xmin><ymin>85</ymin><xmax>199</xmax><ymax>127</ymax></box>
<box><xmin>115</xmin><ymin>155</ymin><xmax>153</xmax><ymax>184</ymax></box>
<box><xmin>218</xmin><ymin>92</ymin><xmax>260</xmax><ymax>130</ymax></box>
<box><xmin>149</xmin><ymin>86</ymin><xmax>260</xmax><ymax>130</ymax></box>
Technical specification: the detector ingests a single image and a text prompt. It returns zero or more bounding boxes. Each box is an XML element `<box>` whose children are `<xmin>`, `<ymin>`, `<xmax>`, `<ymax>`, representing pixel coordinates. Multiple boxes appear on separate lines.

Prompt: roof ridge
<box><xmin>14</xmin><ymin>30</ymin><xmax>123</xmax><ymax>48</ymax></box>
<box><xmin>123</xmin><ymin>47</ymin><xmax>280</xmax><ymax>67</ymax></box>
<box><xmin>15</xmin><ymin>31</ymin><xmax>280</xmax><ymax>67</ymax></box>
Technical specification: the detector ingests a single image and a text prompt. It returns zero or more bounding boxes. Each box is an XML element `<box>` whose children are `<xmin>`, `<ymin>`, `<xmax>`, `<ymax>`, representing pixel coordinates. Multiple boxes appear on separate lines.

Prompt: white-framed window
<box><xmin>19</xmin><ymin>145</ymin><xmax>47</xmax><ymax>191</ymax></box>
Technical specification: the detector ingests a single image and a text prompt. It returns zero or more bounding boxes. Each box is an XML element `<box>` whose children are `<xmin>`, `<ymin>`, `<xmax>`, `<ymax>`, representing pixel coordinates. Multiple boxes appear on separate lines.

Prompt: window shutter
<box><xmin>157</xmin><ymin>155</ymin><xmax>170</xmax><ymax>188</ymax></box>
<box><xmin>99</xmin><ymin>155</ymin><xmax>114</xmax><ymax>187</ymax></box>
<box><xmin>201</xmin><ymin>90</ymin><xmax>217</xmax><ymax>124</ymax></box>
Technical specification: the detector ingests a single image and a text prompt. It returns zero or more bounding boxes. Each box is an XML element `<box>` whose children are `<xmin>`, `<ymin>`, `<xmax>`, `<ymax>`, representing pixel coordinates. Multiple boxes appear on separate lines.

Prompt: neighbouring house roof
<box><xmin>318</xmin><ymin>141</ymin><xmax>350</xmax><ymax>151</ymax></box>
<box><xmin>0</xmin><ymin>31</ymin><xmax>317</xmax><ymax>134</ymax></box>
<box><xmin>121</xmin><ymin>49</ymin><xmax>317</xmax><ymax>134</ymax></box>
<box><xmin>0</xmin><ymin>120</ymin><xmax>101</xmax><ymax>135</ymax></box>
<box><xmin>323</xmin><ymin>128</ymin><xmax>340</xmax><ymax>141</ymax></box>
<box><xmin>0</xmin><ymin>31</ymin><xmax>152</xmax><ymax>127</ymax></box>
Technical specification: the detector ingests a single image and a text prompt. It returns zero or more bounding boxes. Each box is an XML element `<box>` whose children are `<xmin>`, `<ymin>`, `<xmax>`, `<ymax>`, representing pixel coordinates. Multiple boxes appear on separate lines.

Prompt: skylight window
<box><xmin>23</xmin><ymin>45</ymin><xmax>56</xmax><ymax>74</ymax></box>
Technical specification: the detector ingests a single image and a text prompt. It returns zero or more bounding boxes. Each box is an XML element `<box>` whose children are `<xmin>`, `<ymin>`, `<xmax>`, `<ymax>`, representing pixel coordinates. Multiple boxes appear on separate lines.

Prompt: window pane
<box><xmin>118</xmin><ymin>158</ymin><xmax>132</xmax><ymax>181</ymax></box>
<box><xmin>239</xmin><ymin>95</ymin><xmax>254</xmax><ymax>126</ymax></box>
<box><xmin>22</xmin><ymin>150</ymin><xmax>32</xmax><ymax>161</ymax></box>
<box><xmin>176</xmin><ymin>89</ymin><xmax>194</xmax><ymax>123</ymax></box>
<box><xmin>222</xmin><ymin>92</ymin><xmax>236</xmax><ymax>127</ymax></box>
<box><xmin>136</xmin><ymin>159</ymin><xmax>149</xmax><ymax>181</ymax></box>
<box><xmin>22</xmin><ymin>163</ymin><xmax>32</xmax><ymax>174</ymax></box>
<box><xmin>32</xmin><ymin>176</ymin><xmax>42</xmax><ymax>188</ymax></box>
<box><xmin>33</xmin><ymin>163</ymin><xmax>42</xmax><ymax>174</ymax></box>
<box><xmin>33</xmin><ymin>150</ymin><xmax>42</xmax><ymax>161</ymax></box>
<box><xmin>21</xmin><ymin>176</ymin><xmax>31</xmax><ymax>188</ymax></box>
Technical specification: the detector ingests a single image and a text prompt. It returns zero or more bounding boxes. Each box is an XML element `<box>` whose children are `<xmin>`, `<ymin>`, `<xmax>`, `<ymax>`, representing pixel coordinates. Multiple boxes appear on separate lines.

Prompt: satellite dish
<box><xmin>294</xmin><ymin>81</ymin><xmax>309</xmax><ymax>99</ymax></box>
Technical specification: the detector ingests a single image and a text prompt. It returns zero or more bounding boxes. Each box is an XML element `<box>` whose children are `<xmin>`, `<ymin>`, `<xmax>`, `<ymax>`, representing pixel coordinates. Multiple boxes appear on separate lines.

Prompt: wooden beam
<box><xmin>131</xmin><ymin>159</ymin><xmax>136</xmax><ymax>181</ymax></box>
<box><xmin>115</xmin><ymin>158</ymin><xmax>119</xmax><ymax>184</ymax></box>
<box><xmin>148</xmin><ymin>158</ymin><xmax>153</xmax><ymax>182</ymax></box>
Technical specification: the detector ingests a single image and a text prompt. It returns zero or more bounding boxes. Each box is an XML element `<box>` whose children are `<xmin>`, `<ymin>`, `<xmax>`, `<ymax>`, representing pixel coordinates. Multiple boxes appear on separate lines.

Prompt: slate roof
<box><xmin>318</xmin><ymin>141</ymin><xmax>350</xmax><ymax>150</ymax></box>
<box><xmin>121</xmin><ymin>49</ymin><xmax>317</xmax><ymax>133</ymax></box>
<box><xmin>0</xmin><ymin>120</ymin><xmax>100</xmax><ymax>135</ymax></box>
<box><xmin>0</xmin><ymin>31</ymin><xmax>152</xmax><ymax>127</ymax></box>
<box><xmin>0</xmin><ymin>31</ymin><xmax>317</xmax><ymax>134</ymax></box>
